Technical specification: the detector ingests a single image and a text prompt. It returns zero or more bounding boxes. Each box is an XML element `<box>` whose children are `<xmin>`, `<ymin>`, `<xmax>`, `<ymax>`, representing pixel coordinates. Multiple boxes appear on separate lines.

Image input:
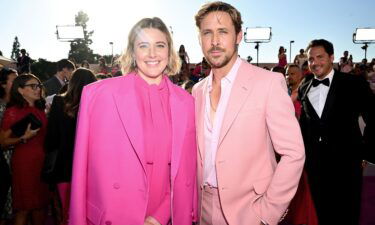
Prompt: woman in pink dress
<box><xmin>0</xmin><ymin>74</ymin><xmax>49</xmax><ymax>225</ymax></box>
<box><xmin>69</xmin><ymin>17</ymin><xmax>197</xmax><ymax>225</ymax></box>
<box><xmin>278</xmin><ymin>46</ymin><xmax>287</xmax><ymax>68</ymax></box>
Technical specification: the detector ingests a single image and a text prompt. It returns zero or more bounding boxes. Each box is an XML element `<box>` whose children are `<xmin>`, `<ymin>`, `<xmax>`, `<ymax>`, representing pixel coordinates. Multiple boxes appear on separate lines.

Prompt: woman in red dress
<box><xmin>0</xmin><ymin>74</ymin><xmax>49</xmax><ymax>225</ymax></box>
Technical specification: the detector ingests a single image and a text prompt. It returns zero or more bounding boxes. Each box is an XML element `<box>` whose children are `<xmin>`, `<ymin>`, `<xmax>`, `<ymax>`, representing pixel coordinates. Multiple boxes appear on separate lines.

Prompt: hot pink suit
<box><xmin>69</xmin><ymin>73</ymin><xmax>197</xmax><ymax>225</ymax></box>
<box><xmin>192</xmin><ymin>60</ymin><xmax>305</xmax><ymax>225</ymax></box>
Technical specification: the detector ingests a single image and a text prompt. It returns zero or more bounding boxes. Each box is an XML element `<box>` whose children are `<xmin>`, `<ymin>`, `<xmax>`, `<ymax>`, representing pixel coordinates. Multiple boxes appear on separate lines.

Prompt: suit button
<box><xmin>105</xmin><ymin>221</ymin><xmax>112</xmax><ymax>225</ymax></box>
<box><xmin>218</xmin><ymin>160</ymin><xmax>225</xmax><ymax>164</ymax></box>
<box><xmin>113</xmin><ymin>183</ymin><xmax>120</xmax><ymax>189</ymax></box>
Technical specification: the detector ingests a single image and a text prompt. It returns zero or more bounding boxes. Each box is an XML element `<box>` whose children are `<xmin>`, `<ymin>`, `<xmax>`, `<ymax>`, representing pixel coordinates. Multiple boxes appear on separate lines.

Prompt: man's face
<box><xmin>198</xmin><ymin>11</ymin><xmax>242</xmax><ymax>69</ymax></box>
<box><xmin>286</xmin><ymin>66</ymin><xmax>302</xmax><ymax>87</ymax></box>
<box><xmin>63</xmin><ymin>68</ymin><xmax>74</xmax><ymax>81</ymax></box>
<box><xmin>307</xmin><ymin>46</ymin><xmax>334</xmax><ymax>79</ymax></box>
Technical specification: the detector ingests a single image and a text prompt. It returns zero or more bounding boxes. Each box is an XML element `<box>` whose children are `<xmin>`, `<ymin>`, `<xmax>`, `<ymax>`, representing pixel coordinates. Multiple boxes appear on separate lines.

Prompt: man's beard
<box><xmin>206</xmin><ymin>45</ymin><xmax>237</xmax><ymax>69</ymax></box>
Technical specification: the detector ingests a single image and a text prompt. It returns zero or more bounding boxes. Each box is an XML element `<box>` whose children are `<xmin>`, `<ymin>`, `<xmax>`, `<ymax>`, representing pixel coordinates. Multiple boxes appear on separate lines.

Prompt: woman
<box><xmin>278</xmin><ymin>46</ymin><xmax>287</xmax><ymax>68</ymax></box>
<box><xmin>44</xmin><ymin>68</ymin><xmax>97</xmax><ymax>224</ymax></box>
<box><xmin>97</xmin><ymin>57</ymin><xmax>109</xmax><ymax>74</ymax></box>
<box><xmin>178</xmin><ymin>44</ymin><xmax>190</xmax><ymax>64</ymax></box>
<box><xmin>0</xmin><ymin>68</ymin><xmax>17</xmax><ymax>225</ymax></box>
<box><xmin>69</xmin><ymin>17</ymin><xmax>197</xmax><ymax>225</ymax></box>
<box><xmin>0</xmin><ymin>74</ymin><xmax>49</xmax><ymax>225</ymax></box>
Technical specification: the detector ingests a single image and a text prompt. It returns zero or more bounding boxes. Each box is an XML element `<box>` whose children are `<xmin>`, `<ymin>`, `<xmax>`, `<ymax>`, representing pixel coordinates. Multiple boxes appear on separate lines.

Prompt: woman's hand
<box><xmin>144</xmin><ymin>216</ymin><xmax>161</xmax><ymax>225</ymax></box>
<box><xmin>21</xmin><ymin>123</ymin><xmax>40</xmax><ymax>140</ymax></box>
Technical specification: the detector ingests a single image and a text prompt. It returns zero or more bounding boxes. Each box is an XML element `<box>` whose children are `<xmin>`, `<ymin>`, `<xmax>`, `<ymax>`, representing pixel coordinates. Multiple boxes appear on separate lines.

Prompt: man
<box><xmin>43</xmin><ymin>59</ymin><xmax>75</xmax><ymax>96</ymax></box>
<box><xmin>286</xmin><ymin>64</ymin><xmax>304</xmax><ymax>118</ymax></box>
<box><xmin>293</xmin><ymin>49</ymin><xmax>308</xmax><ymax>69</ymax></box>
<box><xmin>16</xmin><ymin>49</ymin><xmax>31</xmax><ymax>74</ymax></box>
<box><xmin>298</xmin><ymin>39</ymin><xmax>375</xmax><ymax>225</ymax></box>
<box><xmin>339</xmin><ymin>50</ymin><xmax>353</xmax><ymax>73</ymax></box>
<box><xmin>192</xmin><ymin>2</ymin><xmax>305</xmax><ymax>225</ymax></box>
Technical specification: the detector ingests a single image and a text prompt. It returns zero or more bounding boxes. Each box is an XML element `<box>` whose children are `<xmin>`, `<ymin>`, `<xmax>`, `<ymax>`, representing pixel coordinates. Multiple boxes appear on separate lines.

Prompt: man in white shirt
<box><xmin>298</xmin><ymin>39</ymin><xmax>375</xmax><ymax>225</ymax></box>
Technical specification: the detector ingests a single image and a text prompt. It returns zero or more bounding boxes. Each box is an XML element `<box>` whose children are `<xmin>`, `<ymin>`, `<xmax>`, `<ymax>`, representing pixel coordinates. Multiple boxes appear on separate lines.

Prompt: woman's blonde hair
<box><xmin>119</xmin><ymin>17</ymin><xmax>181</xmax><ymax>76</ymax></box>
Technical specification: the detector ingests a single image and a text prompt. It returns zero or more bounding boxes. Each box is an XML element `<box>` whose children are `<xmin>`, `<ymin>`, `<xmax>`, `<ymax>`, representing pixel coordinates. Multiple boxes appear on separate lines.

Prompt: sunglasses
<box><xmin>22</xmin><ymin>83</ymin><xmax>43</xmax><ymax>90</ymax></box>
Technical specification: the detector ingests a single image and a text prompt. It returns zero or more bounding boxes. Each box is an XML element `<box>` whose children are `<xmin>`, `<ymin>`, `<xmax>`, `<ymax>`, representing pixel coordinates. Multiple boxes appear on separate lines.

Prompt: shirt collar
<box><xmin>207</xmin><ymin>57</ymin><xmax>242</xmax><ymax>90</ymax></box>
<box><xmin>55</xmin><ymin>74</ymin><xmax>66</xmax><ymax>85</ymax></box>
<box><xmin>314</xmin><ymin>68</ymin><xmax>334</xmax><ymax>83</ymax></box>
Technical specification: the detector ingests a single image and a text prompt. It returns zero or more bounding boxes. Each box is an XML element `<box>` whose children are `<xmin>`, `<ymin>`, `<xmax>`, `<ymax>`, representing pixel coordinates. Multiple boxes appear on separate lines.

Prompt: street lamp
<box><xmin>109</xmin><ymin>42</ymin><xmax>114</xmax><ymax>66</ymax></box>
<box><xmin>109</xmin><ymin>42</ymin><xmax>114</xmax><ymax>57</ymax></box>
<box><xmin>289</xmin><ymin>40</ymin><xmax>294</xmax><ymax>64</ymax></box>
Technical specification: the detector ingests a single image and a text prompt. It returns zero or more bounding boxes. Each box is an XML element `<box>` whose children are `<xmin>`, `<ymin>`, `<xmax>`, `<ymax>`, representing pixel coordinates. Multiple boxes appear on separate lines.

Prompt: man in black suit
<box><xmin>43</xmin><ymin>59</ymin><xmax>75</xmax><ymax>96</ymax></box>
<box><xmin>298</xmin><ymin>39</ymin><xmax>374</xmax><ymax>225</ymax></box>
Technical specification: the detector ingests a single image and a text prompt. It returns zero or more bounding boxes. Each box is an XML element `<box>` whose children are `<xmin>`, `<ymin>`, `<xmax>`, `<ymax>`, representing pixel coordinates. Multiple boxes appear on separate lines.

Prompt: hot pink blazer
<box><xmin>69</xmin><ymin>74</ymin><xmax>197</xmax><ymax>225</ymax></box>
<box><xmin>192</xmin><ymin>60</ymin><xmax>305</xmax><ymax>225</ymax></box>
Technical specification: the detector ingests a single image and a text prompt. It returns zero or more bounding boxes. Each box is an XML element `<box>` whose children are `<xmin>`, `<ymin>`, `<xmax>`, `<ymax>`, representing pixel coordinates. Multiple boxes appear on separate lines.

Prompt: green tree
<box><xmin>31</xmin><ymin>58</ymin><xmax>57</xmax><ymax>82</ymax></box>
<box><xmin>11</xmin><ymin>36</ymin><xmax>21</xmax><ymax>60</ymax></box>
<box><xmin>68</xmin><ymin>11</ymin><xmax>96</xmax><ymax>64</ymax></box>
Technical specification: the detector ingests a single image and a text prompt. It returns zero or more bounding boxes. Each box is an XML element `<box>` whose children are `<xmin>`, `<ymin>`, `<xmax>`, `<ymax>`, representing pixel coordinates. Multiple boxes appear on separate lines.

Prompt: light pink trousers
<box><xmin>201</xmin><ymin>185</ymin><xmax>229</xmax><ymax>225</ymax></box>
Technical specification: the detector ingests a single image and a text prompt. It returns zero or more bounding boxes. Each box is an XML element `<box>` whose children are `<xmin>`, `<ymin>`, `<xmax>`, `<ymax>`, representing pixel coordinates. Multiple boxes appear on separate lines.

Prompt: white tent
<box><xmin>0</xmin><ymin>55</ymin><xmax>15</xmax><ymax>67</ymax></box>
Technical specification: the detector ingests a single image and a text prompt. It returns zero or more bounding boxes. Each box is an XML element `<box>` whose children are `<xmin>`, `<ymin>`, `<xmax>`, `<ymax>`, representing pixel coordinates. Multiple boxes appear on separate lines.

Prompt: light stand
<box><xmin>244</xmin><ymin>27</ymin><xmax>272</xmax><ymax>67</ymax></box>
<box><xmin>361</xmin><ymin>44</ymin><xmax>368</xmax><ymax>60</ymax></box>
<box><xmin>254</xmin><ymin>42</ymin><xmax>260</xmax><ymax>66</ymax></box>
<box><xmin>353</xmin><ymin>28</ymin><xmax>375</xmax><ymax>61</ymax></box>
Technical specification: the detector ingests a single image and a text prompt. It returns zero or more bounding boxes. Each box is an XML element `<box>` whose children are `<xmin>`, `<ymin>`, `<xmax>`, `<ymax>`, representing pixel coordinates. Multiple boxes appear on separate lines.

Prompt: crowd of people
<box><xmin>0</xmin><ymin>1</ymin><xmax>374</xmax><ymax>225</ymax></box>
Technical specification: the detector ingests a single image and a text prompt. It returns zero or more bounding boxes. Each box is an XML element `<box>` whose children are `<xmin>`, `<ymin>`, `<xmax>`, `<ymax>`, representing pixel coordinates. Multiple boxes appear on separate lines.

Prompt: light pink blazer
<box><xmin>192</xmin><ymin>60</ymin><xmax>305</xmax><ymax>225</ymax></box>
<box><xmin>69</xmin><ymin>74</ymin><xmax>197</xmax><ymax>225</ymax></box>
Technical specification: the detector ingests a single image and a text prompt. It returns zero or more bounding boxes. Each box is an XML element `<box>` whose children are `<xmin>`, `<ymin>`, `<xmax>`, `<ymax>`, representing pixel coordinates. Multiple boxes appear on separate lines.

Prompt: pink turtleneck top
<box><xmin>134</xmin><ymin>74</ymin><xmax>172</xmax><ymax>224</ymax></box>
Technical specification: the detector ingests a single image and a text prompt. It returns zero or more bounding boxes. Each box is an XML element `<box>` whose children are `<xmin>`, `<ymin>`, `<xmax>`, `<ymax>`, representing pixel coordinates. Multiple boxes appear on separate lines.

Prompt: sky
<box><xmin>1</xmin><ymin>0</ymin><xmax>374</xmax><ymax>64</ymax></box>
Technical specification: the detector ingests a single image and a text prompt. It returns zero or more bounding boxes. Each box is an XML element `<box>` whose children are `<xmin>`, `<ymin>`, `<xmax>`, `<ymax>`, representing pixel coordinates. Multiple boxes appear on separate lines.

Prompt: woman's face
<box><xmin>4</xmin><ymin>72</ymin><xmax>17</xmax><ymax>96</ymax></box>
<box><xmin>134</xmin><ymin>28</ymin><xmax>169</xmax><ymax>84</ymax></box>
<box><xmin>18</xmin><ymin>78</ymin><xmax>41</xmax><ymax>104</ymax></box>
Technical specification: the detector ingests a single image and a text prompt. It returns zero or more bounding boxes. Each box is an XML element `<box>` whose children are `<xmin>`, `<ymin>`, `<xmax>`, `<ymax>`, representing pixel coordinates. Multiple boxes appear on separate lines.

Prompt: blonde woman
<box><xmin>69</xmin><ymin>17</ymin><xmax>197</xmax><ymax>225</ymax></box>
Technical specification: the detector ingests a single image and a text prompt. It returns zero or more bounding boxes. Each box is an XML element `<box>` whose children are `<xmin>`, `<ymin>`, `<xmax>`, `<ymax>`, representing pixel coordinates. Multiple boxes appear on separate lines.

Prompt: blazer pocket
<box><xmin>253</xmin><ymin>175</ymin><xmax>273</xmax><ymax>195</ymax></box>
<box><xmin>87</xmin><ymin>201</ymin><xmax>104</xmax><ymax>225</ymax></box>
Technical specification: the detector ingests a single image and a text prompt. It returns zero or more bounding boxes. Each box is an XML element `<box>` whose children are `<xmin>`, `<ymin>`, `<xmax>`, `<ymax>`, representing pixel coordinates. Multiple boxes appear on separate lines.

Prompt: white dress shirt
<box><xmin>307</xmin><ymin>69</ymin><xmax>334</xmax><ymax>117</ymax></box>
<box><xmin>203</xmin><ymin>57</ymin><xmax>241</xmax><ymax>187</ymax></box>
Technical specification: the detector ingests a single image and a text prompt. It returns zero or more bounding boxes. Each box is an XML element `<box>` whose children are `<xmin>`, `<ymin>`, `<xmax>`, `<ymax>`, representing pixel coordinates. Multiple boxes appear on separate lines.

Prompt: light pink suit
<box><xmin>69</xmin><ymin>74</ymin><xmax>197</xmax><ymax>225</ymax></box>
<box><xmin>192</xmin><ymin>60</ymin><xmax>305</xmax><ymax>225</ymax></box>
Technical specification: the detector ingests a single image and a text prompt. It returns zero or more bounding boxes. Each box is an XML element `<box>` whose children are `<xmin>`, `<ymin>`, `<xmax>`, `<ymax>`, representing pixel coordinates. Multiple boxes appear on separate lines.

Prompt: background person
<box><xmin>0</xmin><ymin>74</ymin><xmax>50</xmax><ymax>225</ymax></box>
<box><xmin>298</xmin><ymin>39</ymin><xmax>375</xmax><ymax>225</ymax></box>
<box><xmin>44</xmin><ymin>68</ymin><xmax>97</xmax><ymax>225</ymax></box>
<box><xmin>278</xmin><ymin>46</ymin><xmax>287</xmax><ymax>68</ymax></box>
<box><xmin>0</xmin><ymin>68</ymin><xmax>18</xmax><ymax>225</ymax></box>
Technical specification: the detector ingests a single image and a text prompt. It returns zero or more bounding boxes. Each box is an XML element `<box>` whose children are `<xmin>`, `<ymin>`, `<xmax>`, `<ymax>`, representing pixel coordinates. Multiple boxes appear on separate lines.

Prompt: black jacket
<box><xmin>43</xmin><ymin>76</ymin><xmax>63</xmax><ymax>96</ymax></box>
<box><xmin>44</xmin><ymin>95</ymin><xmax>77</xmax><ymax>183</ymax></box>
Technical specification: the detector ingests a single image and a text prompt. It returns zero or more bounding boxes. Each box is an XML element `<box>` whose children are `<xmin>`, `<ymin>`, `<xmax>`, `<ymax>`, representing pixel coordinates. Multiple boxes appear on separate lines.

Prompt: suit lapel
<box><xmin>195</xmin><ymin>79</ymin><xmax>208</xmax><ymax>164</ymax></box>
<box><xmin>167</xmin><ymin>80</ymin><xmax>188</xmax><ymax>181</ymax></box>
<box><xmin>300</xmin><ymin>79</ymin><xmax>320</xmax><ymax>120</ymax></box>
<box><xmin>320</xmin><ymin>71</ymin><xmax>339</xmax><ymax>121</ymax></box>
<box><xmin>218</xmin><ymin>62</ymin><xmax>255</xmax><ymax>147</ymax></box>
<box><xmin>112</xmin><ymin>76</ymin><xmax>146</xmax><ymax>174</ymax></box>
